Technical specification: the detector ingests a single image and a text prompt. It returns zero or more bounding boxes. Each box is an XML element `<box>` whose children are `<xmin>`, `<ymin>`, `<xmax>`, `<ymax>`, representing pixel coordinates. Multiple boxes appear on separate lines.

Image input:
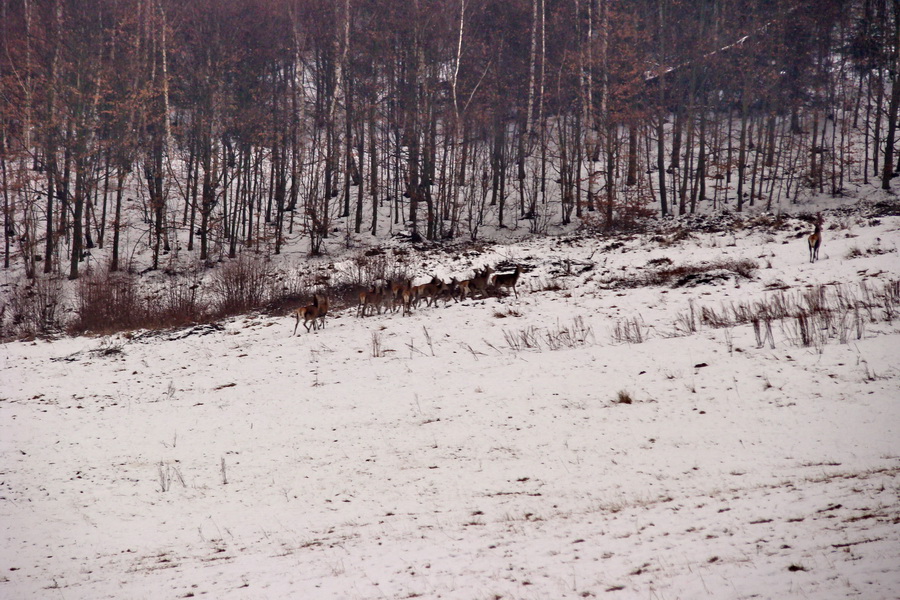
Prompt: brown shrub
<box><xmin>70</xmin><ymin>270</ymin><xmax>140</xmax><ymax>334</ymax></box>
<box><xmin>3</xmin><ymin>275</ymin><xmax>66</xmax><ymax>339</ymax></box>
<box><xmin>208</xmin><ymin>255</ymin><xmax>274</xmax><ymax>317</ymax></box>
<box><xmin>70</xmin><ymin>268</ymin><xmax>210</xmax><ymax>335</ymax></box>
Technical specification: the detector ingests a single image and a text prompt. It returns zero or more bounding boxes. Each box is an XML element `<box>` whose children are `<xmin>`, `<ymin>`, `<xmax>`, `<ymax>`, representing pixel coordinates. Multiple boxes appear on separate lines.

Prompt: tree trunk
<box><xmin>626</xmin><ymin>123</ymin><xmax>638</xmax><ymax>186</ymax></box>
<box><xmin>882</xmin><ymin>75</ymin><xmax>900</xmax><ymax>189</ymax></box>
<box><xmin>369</xmin><ymin>106</ymin><xmax>378</xmax><ymax>235</ymax></box>
<box><xmin>693</xmin><ymin>109</ymin><xmax>706</xmax><ymax>213</ymax></box>
<box><xmin>1</xmin><ymin>131</ymin><xmax>10</xmax><ymax>269</ymax></box>
<box><xmin>110</xmin><ymin>168</ymin><xmax>125</xmax><ymax>272</ymax></box>
<box><xmin>736</xmin><ymin>92</ymin><xmax>749</xmax><ymax>212</ymax></box>
<box><xmin>883</xmin><ymin>2</ymin><xmax>900</xmax><ymax>189</ymax></box>
<box><xmin>873</xmin><ymin>68</ymin><xmax>884</xmax><ymax>178</ymax></box>
<box><xmin>149</xmin><ymin>141</ymin><xmax>164</xmax><ymax>270</ymax></box>
<box><xmin>605</xmin><ymin>122</ymin><xmax>615</xmax><ymax>227</ymax></box>
<box><xmin>355</xmin><ymin>116</ymin><xmax>365</xmax><ymax>234</ymax></box>
<box><xmin>69</xmin><ymin>162</ymin><xmax>84</xmax><ymax>280</ymax></box>
<box><xmin>656</xmin><ymin>115</ymin><xmax>667</xmax><ymax>216</ymax></box>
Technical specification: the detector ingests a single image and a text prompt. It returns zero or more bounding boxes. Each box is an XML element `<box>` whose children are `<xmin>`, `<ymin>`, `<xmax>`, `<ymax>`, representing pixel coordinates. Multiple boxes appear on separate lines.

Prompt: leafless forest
<box><xmin>1</xmin><ymin>0</ymin><xmax>898</xmax><ymax>283</ymax></box>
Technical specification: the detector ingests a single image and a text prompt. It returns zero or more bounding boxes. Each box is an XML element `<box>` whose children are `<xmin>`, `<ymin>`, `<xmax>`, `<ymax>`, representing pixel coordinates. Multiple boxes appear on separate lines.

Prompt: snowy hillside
<box><xmin>2</xmin><ymin>203</ymin><xmax>900</xmax><ymax>599</ymax></box>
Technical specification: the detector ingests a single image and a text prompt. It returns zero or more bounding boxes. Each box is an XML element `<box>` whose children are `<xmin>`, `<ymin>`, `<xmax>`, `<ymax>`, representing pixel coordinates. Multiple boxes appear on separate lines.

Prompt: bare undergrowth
<box><xmin>2</xmin><ymin>274</ymin><xmax>66</xmax><ymax>339</ymax></box>
<box><xmin>611</xmin><ymin>316</ymin><xmax>650</xmax><ymax>344</ymax></box>
<box><xmin>208</xmin><ymin>255</ymin><xmax>275</xmax><ymax>315</ymax></box>
<box><xmin>503</xmin><ymin>317</ymin><xmax>594</xmax><ymax>352</ymax></box>
<box><xmin>604</xmin><ymin>258</ymin><xmax>758</xmax><ymax>289</ymax></box>
<box><xmin>70</xmin><ymin>268</ymin><xmax>210</xmax><ymax>335</ymax></box>
<box><xmin>674</xmin><ymin>280</ymin><xmax>899</xmax><ymax>351</ymax></box>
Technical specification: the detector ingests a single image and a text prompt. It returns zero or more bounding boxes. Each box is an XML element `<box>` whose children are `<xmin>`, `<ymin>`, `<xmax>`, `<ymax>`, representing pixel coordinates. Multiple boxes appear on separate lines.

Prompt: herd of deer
<box><xmin>294</xmin><ymin>215</ymin><xmax>825</xmax><ymax>335</ymax></box>
<box><xmin>293</xmin><ymin>264</ymin><xmax>522</xmax><ymax>335</ymax></box>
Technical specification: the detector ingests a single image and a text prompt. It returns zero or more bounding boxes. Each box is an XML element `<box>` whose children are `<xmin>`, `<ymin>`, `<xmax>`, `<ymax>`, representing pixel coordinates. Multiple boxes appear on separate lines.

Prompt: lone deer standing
<box><xmin>808</xmin><ymin>215</ymin><xmax>823</xmax><ymax>263</ymax></box>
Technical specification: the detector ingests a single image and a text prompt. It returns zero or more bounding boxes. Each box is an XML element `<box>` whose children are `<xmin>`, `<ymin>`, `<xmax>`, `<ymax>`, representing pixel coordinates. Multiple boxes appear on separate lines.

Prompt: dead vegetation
<box><xmin>503</xmin><ymin>317</ymin><xmax>594</xmax><ymax>353</ymax></box>
<box><xmin>2</xmin><ymin>275</ymin><xmax>66</xmax><ymax>339</ymax></box>
<box><xmin>612</xmin><ymin>316</ymin><xmax>649</xmax><ymax>344</ymax></box>
<box><xmin>675</xmin><ymin>280</ymin><xmax>900</xmax><ymax>351</ymax></box>
<box><xmin>604</xmin><ymin>258</ymin><xmax>758</xmax><ymax>290</ymax></box>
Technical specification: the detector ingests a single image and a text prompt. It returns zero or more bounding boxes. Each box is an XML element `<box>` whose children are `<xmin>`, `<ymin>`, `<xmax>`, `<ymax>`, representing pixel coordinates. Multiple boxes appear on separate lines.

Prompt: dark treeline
<box><xmin>1</xmin><ymin>0</ymin><xmax>899</xmax><ymax>279</ymax></box>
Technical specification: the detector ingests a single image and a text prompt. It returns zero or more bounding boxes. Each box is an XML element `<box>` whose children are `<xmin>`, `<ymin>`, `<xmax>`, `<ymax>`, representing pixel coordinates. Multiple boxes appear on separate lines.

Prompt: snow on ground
<box><xmin>2</xmin><ymin>205</ymin><xmax>899</xmax><ymax>599</ymax></box>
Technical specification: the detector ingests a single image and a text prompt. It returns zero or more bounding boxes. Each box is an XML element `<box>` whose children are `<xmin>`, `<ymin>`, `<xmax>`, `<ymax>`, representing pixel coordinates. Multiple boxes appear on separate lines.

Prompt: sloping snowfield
<box><xmin>2</xmin><ymin>207</ymin><xmax>899</xmax><ymax>599</ymax></box>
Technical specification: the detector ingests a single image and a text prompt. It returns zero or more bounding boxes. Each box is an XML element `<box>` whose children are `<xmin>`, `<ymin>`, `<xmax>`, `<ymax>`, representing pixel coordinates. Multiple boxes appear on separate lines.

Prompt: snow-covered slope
<box><xmin>2</xmin><ymin>207</ymin><xmax>899</xmax><ymax>599</ymax></box>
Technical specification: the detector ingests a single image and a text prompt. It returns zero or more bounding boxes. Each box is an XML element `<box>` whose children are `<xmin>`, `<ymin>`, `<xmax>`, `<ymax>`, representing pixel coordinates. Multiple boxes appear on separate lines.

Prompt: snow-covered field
<box><xmin>2</xmin><ymin>202</ymin><xmax>899</xmax><ymax>599</ymax></box>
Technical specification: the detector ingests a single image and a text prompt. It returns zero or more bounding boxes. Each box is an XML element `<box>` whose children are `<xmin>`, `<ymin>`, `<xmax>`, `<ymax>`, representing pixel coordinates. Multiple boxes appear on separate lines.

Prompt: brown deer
<box><xmin>412</xmin><ymin>276</ymin><xmax>446</xmax><ymax>308</ymax></box>
<box><xmin>808</xmin><ymin>215</ymin><xmax>823</xmax><ymax>263</ymax></box>
<box><xmin>314</xmin><ymin>295</ymin><xmax>329</xmax><ymax>329</ymax></box>
<box><xmin>293</xmin><ymin>295</ymin><xmax>325</xmax><ymax>335</ymax></box>
<box><xmin>493</xmin><ymin>264</ymin><xmax>522</xmax><ymax>298</ymax></box>
<box><xmin>386</xmin><ymin>279</ymin><xmax>411</xmax><ymax>313</ymax></box>
<box><xmin>399</xmin><ymin>281</ymin><xmax>416</xmax><ymax>315</ymax></box>
<box><xmin>357</xmin><ymin>285</ymin><xmax>385</xmax><ymax>317</ymax></box>
<box><xmin>468</xmin><ymin>266</ymin><xmax>494</xmax><ymax>299</ymax></box>
<box><xmin>407</xmin><ymin>283</ymin><xmax>424</xmax><ymax>309</ymax></box>
<box><xmin>454</xmin><ymin>277</ymin><xmax>471</xmax><ymax>301</ymax></box>
<box><xmin>443</xmin><ymin>277</ymin><xmax>463</xmax><ymax>303</ymax></box>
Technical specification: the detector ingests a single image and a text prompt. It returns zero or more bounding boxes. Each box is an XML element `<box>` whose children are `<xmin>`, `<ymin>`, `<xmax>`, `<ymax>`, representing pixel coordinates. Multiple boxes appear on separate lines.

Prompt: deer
<box><xmin>314</xmin><ymin>295</ymin><xmax>329</xmax><ymax>330</ymax></box>
<box><xmin>293</xmin><ymin>295</ymin><xmax>325</xmax><ymax>335</ymax></box>
<box><xmin>808</xmin><ymin>214</ymin><xmax>823</xmax><ymax>263</ymax></box>
<box><xmin>357</xmin><ymin>285</ymin><xmax>385</xmax><ymax>317</ymax></box>
<box><xmin>454</xmin><ymin>277</ymin><xmax>472</xmax><ymax>301</ymax></box>
<box><xmin>412</xmin><ymin>276</ymin><xmax>446</xmax><ymax>308</ymax></box>
<box><xmin>407</xmin><ymin>283</ymin><xmax>423</xmax><ymax>309</ymax></box>
<box><xmin>386</xmin><ymin>278</ymin><xmax>411</xmax><ymax>313</ymax></box>
<box><xmin>399</xmin><ymin>281</ymin><xmax>416</xmax><ymax>315</ymax></box>
<box><xmin>468</xmin><ymin>266</ymin><xmax>495</xmax><ymax>299</ymax></box>
<box><xmin>428</xmin><ymin>276</ymin><xmax>449</xmax><ymax>307</ymax></box>
<box><xmin>493</xmin><ymin>264</ymin><xmax>522</xmax><ymax>298</ymax></box>
<box><xmin>442</xmin><ymin>277</ymin><xmax>463</xmax><ymax>303</ymax></box>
